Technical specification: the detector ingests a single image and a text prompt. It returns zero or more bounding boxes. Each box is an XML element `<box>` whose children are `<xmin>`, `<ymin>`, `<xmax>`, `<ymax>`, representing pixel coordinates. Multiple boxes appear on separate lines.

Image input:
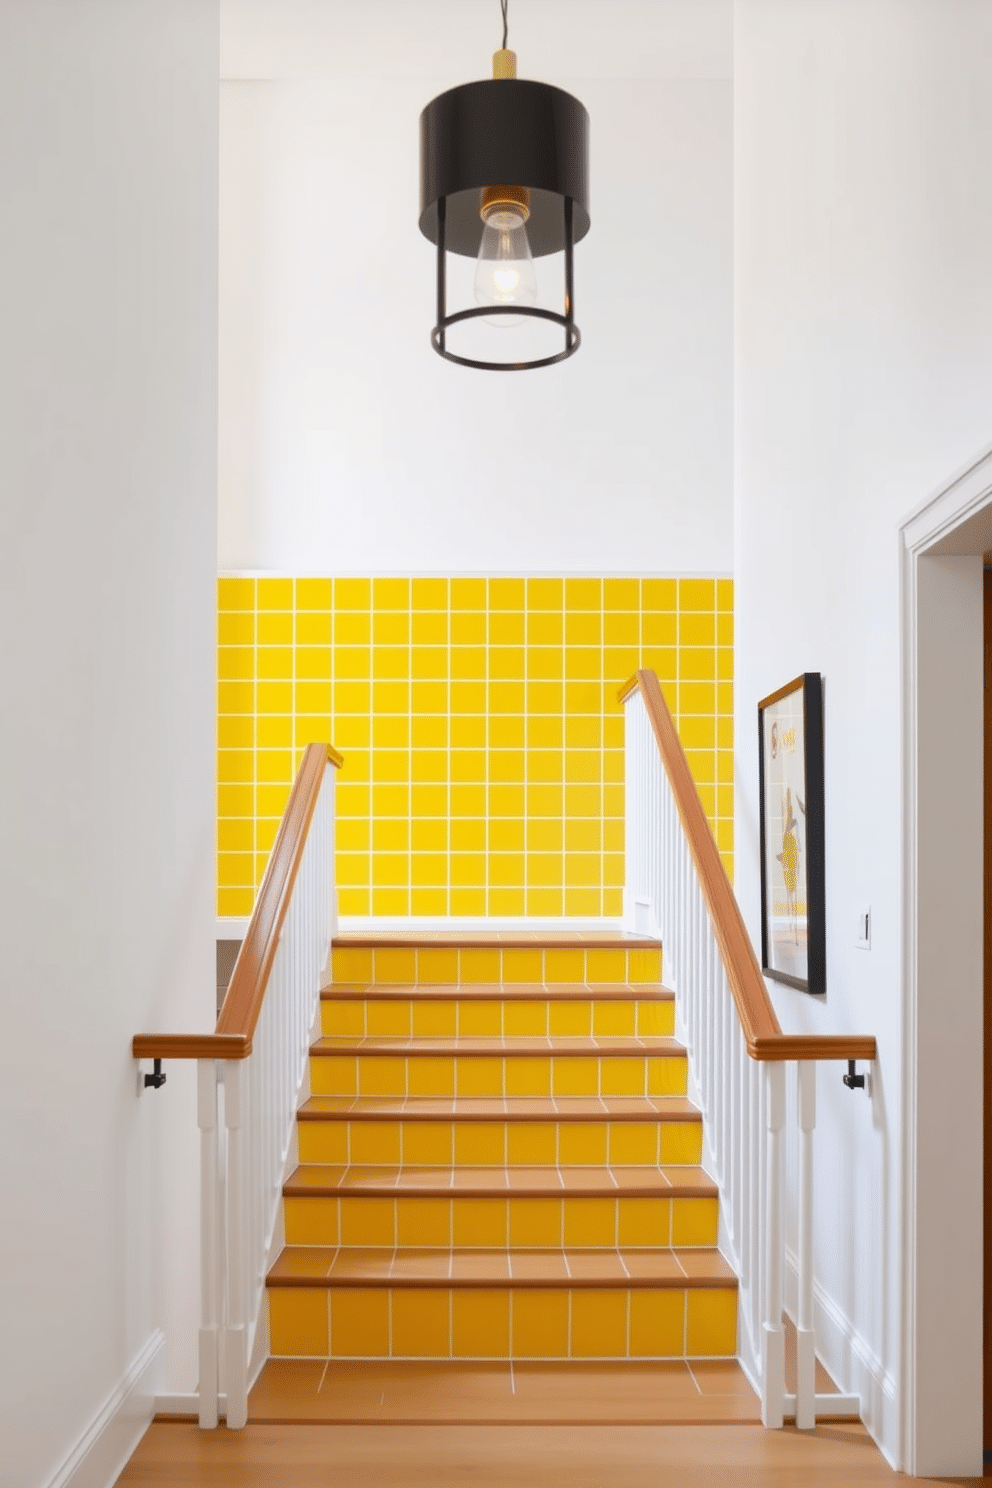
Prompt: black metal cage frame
<box><xmin>419</xmin><ymin>78</ymin><xmax>590</xmax><ymax>371</ymax></box>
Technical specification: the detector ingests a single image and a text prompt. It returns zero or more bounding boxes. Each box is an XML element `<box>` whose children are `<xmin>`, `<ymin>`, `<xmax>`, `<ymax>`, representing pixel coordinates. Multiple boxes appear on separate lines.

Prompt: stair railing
<box><xmin>133</xmin><ymin>742</ymin><xmax>342</xmax><ymax>1429</ymax></box>
<box><xmin>621</xmin><ymin>671</ymin><xmax>874</xmax><ymax>1429</ymax></box>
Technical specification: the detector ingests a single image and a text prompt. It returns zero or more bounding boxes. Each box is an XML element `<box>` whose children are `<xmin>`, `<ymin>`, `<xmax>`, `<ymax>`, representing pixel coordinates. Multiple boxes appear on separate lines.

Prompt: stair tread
<box><xmin>298</xmin><ymin>1094</ymin><xmax>701</xmax><ymax>1121</ymax></box>
<box><xmin>268</xmin><ymin>1245</ymin><xmax>736</xmax><ymax>1288</ymax></box>
<box><xmin>323</xmin><ymin>981</ymin><xmax>674</xmax><ymax>1001</ymax></box>
<box><xmin>310</xmin><ymin>1035</ymin><xmax>685</xmax><ymax>1056</ymax></box>
<box><xmin>334</xmin><ymin>932</ymin><xmax>662</xmax><ymax>949</ymax></box>
<box><xmin>284</xmin><ymin>1163</ymin><xmax>717</xmax><ymax>1199</ymax></box>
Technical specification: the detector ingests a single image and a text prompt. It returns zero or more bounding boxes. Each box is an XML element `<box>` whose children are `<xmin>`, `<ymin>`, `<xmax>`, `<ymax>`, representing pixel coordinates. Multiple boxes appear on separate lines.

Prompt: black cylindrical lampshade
<box><xmin>419</xmin><ymin>79</ymin><xmax>590</xmax><ymax>258</ymax></box>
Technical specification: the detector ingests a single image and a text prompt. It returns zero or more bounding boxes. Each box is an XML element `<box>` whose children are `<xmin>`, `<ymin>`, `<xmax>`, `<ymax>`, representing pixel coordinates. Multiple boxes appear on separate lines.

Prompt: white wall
<box><xmin>218</xmin><ymin>7</ymin><xmax>733</xmax><ymax>572</ymax></box>
<box><xmin>0</xmin><ymin>3</ymin><xmax>218</xmax><ymax>1484</ymax></box>
<box><xmin>733</xmin><ymin>0</ymin><xmax>992</xmax><ymax>1472</ymax></box>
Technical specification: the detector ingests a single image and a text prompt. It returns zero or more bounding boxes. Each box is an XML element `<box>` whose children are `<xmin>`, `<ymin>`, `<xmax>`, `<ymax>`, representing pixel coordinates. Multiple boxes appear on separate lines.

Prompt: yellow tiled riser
<box><xmin>298</xmin><ymin>1118</ymin><xmax>702</xmax><ymax>1169</ymax></box>
<box><xmin>284</xmin><ymin>1194</ymin><xmax>718</xmax><ymax>1250</ymax></box>
<box><xmin>269</xmin><ymin>1286</ymin><xmax>737</xmax><ymax>1361</ymax></box>
<box><xmin>331</xmin><ymin>943</ymin><xmax>663</xmax><ymax>986</ymax></box>
<box><xmin>322</xmin><ymin>997</ymin><xmax>675</xmax><ymax>1039</ymax></box>
<box><xmin>309</xmin><ymin>1053</ymin><xmax>686</xmax><ymax>1100</ymax></box>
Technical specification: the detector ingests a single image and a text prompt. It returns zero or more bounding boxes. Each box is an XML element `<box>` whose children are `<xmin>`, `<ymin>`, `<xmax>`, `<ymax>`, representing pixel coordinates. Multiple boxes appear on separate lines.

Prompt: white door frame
<box><xmin>900</xmin><ymin>440</ymin><xmax>992</xmax><ymax>1477</ymax></box>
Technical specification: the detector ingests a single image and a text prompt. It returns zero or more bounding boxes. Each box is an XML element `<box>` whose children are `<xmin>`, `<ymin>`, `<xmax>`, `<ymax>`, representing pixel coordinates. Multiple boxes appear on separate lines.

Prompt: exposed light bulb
<box><xmin>473</xmin><ymin>205</ymin><xmax>537</xmax><ymax>327</ymax></box>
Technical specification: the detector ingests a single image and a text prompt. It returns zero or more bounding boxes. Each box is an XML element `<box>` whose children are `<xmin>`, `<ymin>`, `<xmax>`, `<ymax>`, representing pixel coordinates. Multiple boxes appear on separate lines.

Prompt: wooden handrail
<box><xmin>132</xmin><ymin>743</ymin><xmax>343</xmax><ymax>1063</ymax></box>
<box><xmin>620</xmin><ymin>670</ymin><xmax>875</xmax><ymax>1066</ymax></box>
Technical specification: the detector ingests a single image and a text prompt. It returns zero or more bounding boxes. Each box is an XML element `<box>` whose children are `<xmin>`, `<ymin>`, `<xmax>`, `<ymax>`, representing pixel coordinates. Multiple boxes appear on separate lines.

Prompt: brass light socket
<box><xmin>492</xmin><ymin>48</ymin><xmax>517</xmax><ymax>79</ymax></box>
<box><xmin>480</xmin><ymin>183</ymin><xmax>531</xmax><ymax>222</ymax></box>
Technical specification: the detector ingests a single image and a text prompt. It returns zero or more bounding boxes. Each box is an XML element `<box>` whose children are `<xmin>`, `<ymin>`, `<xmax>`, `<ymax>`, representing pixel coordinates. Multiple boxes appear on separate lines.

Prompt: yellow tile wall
<box><xmin>217</xmin><ymin>576</ymin><xmax>734</xmax><ymax>917</ymax></box>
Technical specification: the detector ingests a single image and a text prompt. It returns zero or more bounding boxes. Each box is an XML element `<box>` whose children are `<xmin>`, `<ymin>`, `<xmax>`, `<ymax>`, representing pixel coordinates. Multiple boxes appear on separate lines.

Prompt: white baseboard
<box><xmin>43</xmin><ymin>1331</ymin><xmax>163</xmax><ymax>1488</ymax></box>
<box><xmin>784</xmin><ymin>1249</ymin><xmax>898</xmax><ymax>1467</ymax></box>
<box><xmin>216</xmin><ymin>917</ymin><xmax>249</xmax><ymax>939</ymax></box>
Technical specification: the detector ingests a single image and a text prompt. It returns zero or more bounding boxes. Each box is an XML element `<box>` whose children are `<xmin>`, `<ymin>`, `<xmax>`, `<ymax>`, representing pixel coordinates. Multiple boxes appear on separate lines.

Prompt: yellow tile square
<box><xmin>295</xmin><ymin>577</ymin><xmax>331</xmax><ymax>609</ymax></box>
<box><xmin>647</xmin><ymin>1056</ymin><xmax>686</xmax><ymax>1096</ymax></box>
<box><xmin>686</xmin><ymin>1288</ymin><xmax>737</xmax><ymax>1356</ymax></box>
<box><xmin>451</xmin><ymin>853</ymin><xmax>486</xmax><ymax>888</ymax></box>
<box><xmin>527</xmin><ymin>889</ymin><xmax>564</xmax><ymax>916</ymax></box>
<box><xmin>600</xmin><ymin>1058</ymin><xmax>645</xmax><ymax>1098</ymax></box>
<box><xmin>659</xmin><ymin>1123</ymin><xmax>702</xmax><ymax>1165</ymax></box>
<box><xmin>635</xmin><ymin>1001</ymin><xmax>674</xmax><ymax>1037</ymax></box>
<box><xmin>585</xmin><ymin>948</ymin><xmax>627</xmax><ymax>984</ymax></box>
<box><xmin>505</xmin><ymin>1058</ymin><xmax>550</xmax><ymax>1097</ymax></box>
<box><xmin>489</xmin><ymin>647</ymin><xmax>525</xmax><ymax>681</ymax></box>
<box><xmin>321</xmin><ymin>999</ymin><xmax>365</xmax><ymax>1037</ymax></box>
<box><xmin>618</xmin><ymin>1198</ymin><xmax>671</xmax><ymax>1248</ymax></box>
<box><xmin>412</xmin><ymin>948</ymin><xmax>457</xmax><ymax>985</ymax></box>
<box><xmin>450</xmin><ymin>577</ymin><xmax>486</xmax><ymax>610</ymax></box>
<box><xmin>459</xmin><ymin>1001</ymin><xmax>501</xmax><ymax>1036</ymax></box>
<box><xmin>565</xmin><ymin>610</ymin><xmax>602</xmax><ymax>646</ymax></box>
<box><xmin>507</xmin><ymin>1123</ymin><xmax>556</xmax><ymax>1166</ymax></box>
<box><xmin>298</xmin><ymin>1121</ymin><xmax>348</xmax><ymax>1164</ymax></box>
<box><xmin>403</xmin><ymin>1122</ymin><xmax>453</xmax><ymax>1166</ymax></box>
<box><xmin>501</xmin><ymin>948</ymin><xmax>543</xmax><ymax>984</ymax></box>
<box><xmin>366</xmin><ymin>1001</ymin><xmax>412</xmax><ymax>1038</ymax></box>
<box><xmin>451</xmin><ymin>888</ymin><xmax>487</xmax><ymax>916</ymax></box>
<box><xmin>512</xmin><ymin>1290</ymin><xmax>569</xmax><ymax>1358</ymax></box>
<box><xmin>392</xmin><ymin>1289</ymin><xmax>450</xmax><ymax>1358</ymax></box>
<box><xmin>268</xmin><ymin>1288</ymin><xmax>328</xmax><ymax>1358</ymax></box>
<box><xmin>412</xmin><ymin>576</ymin><xmax>448</xmax><ymax>609</ymax></box>
<box><xmin>257</xmin><ymin>577</ymin><xmax>293</xmax><ymax>610</ymax></box>
<box><xmin>217</xmin><ymin>887</ymin><xmax>253</xmax><ymax>917</ymax></box>
<box><xmin>504</xmin><ymin>1001</ymin><xmax>547</xmax><ymax>1037</ymax></box>
<box><xmin>527</xmin><ymin>577</ymin><xmax>563</xmax><ymax>610</ymax></box>
<box><xmin>630</xmin><ymin>1289</ymin><xmax>685</xmax><ymax>1358</ymax></box>
<box><xmin>553</xmin><ymin>1057</ymin><xmax>598</xmax><ymax>1099</ymax></box>
<box><xmin>407</xmin><ymin>1053</ymin><xmax>455</xmax><ymax>1097</ymax></box>
<box><xmin>526</xmin><ymin>853</ymin><xmax>564</xmax><ymax>888</ymax></box>
<box><xmin>489</xmin><ymin>852</ymin><xmax>524</xmax><ymax>887</ymax></box>
<box><xmin>454</xmin><ymin>1124</ymin><xmax>504</xmax><ymax>1167</ymax></box>
<box><xmin>330</xmin><ymin>1287</ymin><xmax>389</xmax><ymax>1357</ymax></box>
<box><xmin>563</xmin><ymin>1197</ymin><xmax>615</xmax><ymax>1248</ymax></box>
<box><xmin>526</xmin><ymin>610</ymin><xmax>563</xmax><ymax>645</ymax></box>
<box><xmin>564</xmin><ymin>577</ymin><xmax>601</xmax><ymax>610</ymax></box>
<box><xmin>570</xmin><ymin>1290</ymin><xmax>628</xmax><ymax>1359</ymax></box>
<box><xmin>489</xmin><ymin>815</ymin><xmax>524</xmax><ymax>850</ymax></box>
<box><xmin>488</xmin><ymin>576</ymin><xmax>524</xmax><ymax>609</ymax></box>
<box><xmin>412</xmin><ymin>647</ymin><xmax>447</xmax><ymax>683</ymax></box>
<box><xmin>452</xmin><ymin>1197</ymin><xmax>507</xmax><ymax>1248</ymax></box>
<box><xmin>358</xmin><ymin>1056</ymin><xmax>406</xmax><ymax>1098</ymax></box>
<box><xmin>217</xmin><ymin>715</ymin><xmax>255</xmax><ymax>749</ymax></box>
<box><xmin>529</xmin><ymin>646</ymin><xmax>564</xmax><ymax>681</ymax></box>
<box><xmin>544</xmin><ymin>949</ymin><xmax>585</xmax><ymax>984</ymax></box>
<box><xmin>604</xmin><ymin>577</ymin><xmax>640</xmax><ymax>611</ymax></box>
<box><xmin>509</xmin><ymin>1197</ymin><xmax>561</xmax><ymax>1248</ymax></box>
<box><xmin>373</xmin><ymin>948</ymin><xmax>417</xmax><ymax>985</ymax></box>
<box><xmin>558</xmin><ymin>1123</ymin><xmax>607</xmax><ymax>1166</ymax></box>
<box><xmin>310</xmin><ymin>1056</ymin><xmax>356</xmax><ymax>1097</ymax></box>
<box><xmin>609</xmin><ymin>1124</ymin><xmax>658</xmax><ymax>1167</ymax></box>
<box><xmin>218</xmin><ymin>575</ymin><xmax>255</xmax><ymax>611</ymax></box>
<box><xmin>396</xmin><ymin>1197</ymin><xmax>451</xmax><ymax>1248</ymax></box>
<box><xmin>671</xmin><ymin>1197</ymin><xmax>718</xmax><ymax>1247</ymax></box>
<box><xmin>529</xmin><ymin>750</ymin><xmax>563</xmax><ymax>784</ymax></box>
<box><xmin>284</xmin><ymin>1198</ymin><xmax>339</xmax><ymax>1246</ymax></box>
<box><xmin>549</xmin><ymin>1002</ymin><xmax>590</xmax><ymax>1036</ymax></box>
<box><xmin>593</xmin><ymin>1001</ymin><xmax>635</xmax><ymax>1036</ymax></box>
<box><xmin>412</xmin><ymin>1000</ymin><xmax>457</xmax><ymax>1038</ymax></box>
<box><xmin>334</xmin><ymin>611</ymin><xmax>371</xmax><ymax>646</ymax></box>
<box><xmin>452</xmin><ymin>1289</ymin><xmax>510</xmax><ymax>1359</ymax></box>
<box><xmin>348</xmin><ymin>1121</ymin><xmax>401</xmax><ymax>1166</ymax></box>
<box><xmin>456</xmin><ymin>1058</ymin><xmax>502</xmax><ymax>1098</ymax></box>
<box><xmin>217</xmin><ymin>818</ymin><xmax>253</xmax><ymax>852</ymax></box>
<box><xmin>339</xmin><ymin>1197</ymin><xmax>395</xmax><ymax>1247</ymax></box>
<box><xmin>217</xmin><ymin>645</ymin><xmax>254</xmax><ymax>682</ymax></box>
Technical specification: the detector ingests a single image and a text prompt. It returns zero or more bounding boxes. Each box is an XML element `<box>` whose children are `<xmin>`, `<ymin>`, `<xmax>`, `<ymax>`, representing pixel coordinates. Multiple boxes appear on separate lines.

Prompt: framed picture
<box><xmin>757</xmin><ymin>673</ymin><xmax>825</xmax><ymax>995</ymax></box>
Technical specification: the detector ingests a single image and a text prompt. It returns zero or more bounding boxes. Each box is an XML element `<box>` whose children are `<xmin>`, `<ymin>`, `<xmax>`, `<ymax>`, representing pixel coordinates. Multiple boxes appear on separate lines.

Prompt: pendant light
<box><xmin>418</xmin><ymin>0</ymin><xmax>590</xmax><ymax>370</ymax></box>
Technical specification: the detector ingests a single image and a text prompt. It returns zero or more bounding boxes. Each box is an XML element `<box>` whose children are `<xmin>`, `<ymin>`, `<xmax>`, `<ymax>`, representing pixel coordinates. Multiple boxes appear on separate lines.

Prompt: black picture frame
<box><xmin>757</xmin><ymin>673</ymin><xmax>825</xmax><ymax>996</ymax></box>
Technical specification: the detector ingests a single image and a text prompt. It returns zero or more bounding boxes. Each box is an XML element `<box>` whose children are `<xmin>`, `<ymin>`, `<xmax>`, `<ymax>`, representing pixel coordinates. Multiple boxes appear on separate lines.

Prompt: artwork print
<box><xmin>757</xmin><ymin>674</ymin><xmax>825</xmax><ymax>995</ymax></box>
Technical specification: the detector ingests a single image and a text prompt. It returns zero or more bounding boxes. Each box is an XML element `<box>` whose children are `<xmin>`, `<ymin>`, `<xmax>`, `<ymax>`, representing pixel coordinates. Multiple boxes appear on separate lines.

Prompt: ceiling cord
<box><xmin>501</xmin><ymin>0</ymin><xmax>508</xmax><ymax>50</ymax></box>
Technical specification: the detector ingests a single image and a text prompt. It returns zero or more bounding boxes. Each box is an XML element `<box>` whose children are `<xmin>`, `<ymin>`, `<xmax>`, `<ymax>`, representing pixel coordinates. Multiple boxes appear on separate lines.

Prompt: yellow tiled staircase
<box><xmin>266</xmin><ymin>933</ymin><xmax>738</xmax><ymax>1363</ymax></box>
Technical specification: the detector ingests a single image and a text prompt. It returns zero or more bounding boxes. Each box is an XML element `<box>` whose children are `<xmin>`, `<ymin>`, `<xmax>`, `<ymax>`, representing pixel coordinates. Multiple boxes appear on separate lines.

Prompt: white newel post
<box><xmin>224</xmin><ymin>1058</ymin><xmax>248</xmax><ymax>1428</ymax></box>
<box><xmin>762</xmin><ymin>1060</ymin><xmax>785</xmax><ymax>1428</ymax></box>
<box><xmin>197</xmin><ymin>1059</ymin><xmax>219</xmax><ymax>1430</ymax></box>
<box><xmin>796</xmin><ymin>1060</ymin><xmax>816</xmax><ymax>1429</ymax></box>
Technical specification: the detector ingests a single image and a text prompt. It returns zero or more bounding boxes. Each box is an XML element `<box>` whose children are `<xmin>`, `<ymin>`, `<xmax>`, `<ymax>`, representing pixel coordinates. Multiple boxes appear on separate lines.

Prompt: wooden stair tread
<box><xmin>333</xmin><ymin>932</ymin><xmax>662</xmax><ymax>950</ymax></box>
<box><xmin>322</xmin><ymin>981</ymin><xmax>674</xmax><ymax>1001</ymax></box>
<box><xmin>268</xmin><ymin>1245</ymin><xmax>737</xmax><ymax>1288</ymax></box>
<box><xmin>310</xmin><ymin>1035</ymin><xmax>685</xmax><ymax>1057</ymax></box>
<box><xmin>284</xmin><ymin>1163</ymin><xmax>717</xmax><ymax>1199</ymax></box>
<box><xmin>298</xmin><ymin>1094</ymin><xmax>702</xmax><ymax>1121</ymax></box>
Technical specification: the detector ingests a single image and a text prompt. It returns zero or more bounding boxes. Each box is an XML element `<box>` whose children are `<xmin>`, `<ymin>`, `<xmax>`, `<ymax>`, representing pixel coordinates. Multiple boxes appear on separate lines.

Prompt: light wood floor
<box><xmin>115</xmin><ymin>1419</ymin><xmax>983</xmax><ymax>1486</ymax></box>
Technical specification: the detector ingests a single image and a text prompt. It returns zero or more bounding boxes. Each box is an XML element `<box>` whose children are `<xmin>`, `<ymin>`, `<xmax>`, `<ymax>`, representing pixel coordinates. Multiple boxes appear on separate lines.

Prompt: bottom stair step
<box><xmin>267</xmin><ymin>1246</ymin><xmax>737</xmax><ymax>1361</ymax></box>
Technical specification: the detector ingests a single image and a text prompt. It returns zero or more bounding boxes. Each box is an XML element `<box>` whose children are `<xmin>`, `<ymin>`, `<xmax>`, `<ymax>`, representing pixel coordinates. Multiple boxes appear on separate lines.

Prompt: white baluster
<box><xmin>796</xmin><ymin>1060</ymin><xmax>816</xmax><ymax>1429</ymax></box>
<box><xmin>224</xmin><ymin>1059</ymin><xmax>248</xmax><ymax>1429</ymax></box>
<box><xmin>762</xmin><ymin>1060</ymin><xmax>785</xmax><ymax>1427</ymax></box>
<box><xmin>197</xmin><ymin>1060</ymin><xmax>219</xmax><ymax>1429</ymax></box>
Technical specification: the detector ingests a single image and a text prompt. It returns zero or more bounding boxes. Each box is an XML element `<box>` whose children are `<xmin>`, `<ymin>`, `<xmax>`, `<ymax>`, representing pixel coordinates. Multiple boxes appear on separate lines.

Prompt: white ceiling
<box><xmin>220</xmin><ymin>0</ymin><xmax>733</xmax><ymax>83</ymax></box>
